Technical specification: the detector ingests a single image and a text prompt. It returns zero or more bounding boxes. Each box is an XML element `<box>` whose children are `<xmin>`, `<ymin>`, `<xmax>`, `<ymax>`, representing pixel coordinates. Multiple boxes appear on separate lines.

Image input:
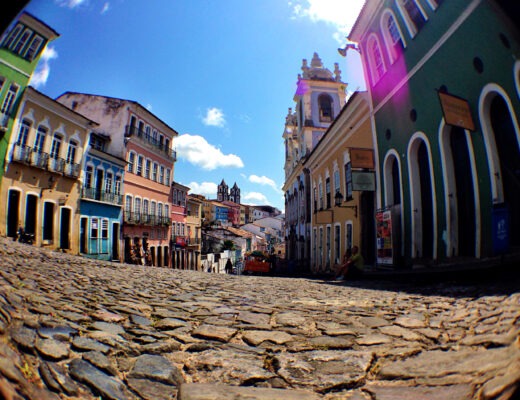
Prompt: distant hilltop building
<box><xmin>217</xmin><ymin>179</ymin><xmax>240</xmax><ymax>204</ymax></box>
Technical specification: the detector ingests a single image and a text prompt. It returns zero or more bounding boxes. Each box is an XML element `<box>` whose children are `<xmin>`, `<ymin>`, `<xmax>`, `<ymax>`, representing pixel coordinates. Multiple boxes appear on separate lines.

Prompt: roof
<box><xmin>56</xmin><ymin>91</ymin><xmax>179</xmax><ymax>136</ymax></box>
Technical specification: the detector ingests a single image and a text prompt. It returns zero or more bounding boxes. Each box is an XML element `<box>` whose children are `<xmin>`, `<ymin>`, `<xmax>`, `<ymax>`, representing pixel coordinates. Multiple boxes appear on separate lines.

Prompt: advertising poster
<box><xmin>376</xmin><ymin>209</ymin><xmax>393</xmax><ymax>265</ymax></box>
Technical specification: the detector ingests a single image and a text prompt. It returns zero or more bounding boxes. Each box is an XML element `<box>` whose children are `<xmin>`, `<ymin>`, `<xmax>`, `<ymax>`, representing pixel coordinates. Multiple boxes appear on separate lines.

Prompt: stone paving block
<box><xmin>178</xmin><ymin>383</ymin><xmax>321</xmax><ymax>400</ymax></box>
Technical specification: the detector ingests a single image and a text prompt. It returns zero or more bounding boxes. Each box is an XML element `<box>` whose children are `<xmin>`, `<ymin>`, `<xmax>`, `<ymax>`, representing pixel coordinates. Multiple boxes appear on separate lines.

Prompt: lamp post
<box><xmin>337</xmin><ymin>43</ymin><xmax>361</xmax><ymax>57</ymax></box>
<box><xmin>334</xmin><ymin>191</ymin><xmax>358</xmax><ymax>218</ymax></box>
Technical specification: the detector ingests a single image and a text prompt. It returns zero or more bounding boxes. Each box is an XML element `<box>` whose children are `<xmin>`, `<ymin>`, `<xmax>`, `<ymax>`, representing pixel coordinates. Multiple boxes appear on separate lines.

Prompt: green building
<box><xmin>0</xmin><ymin>12</ymin><xmax>59</xmax><ymax>183</ymax></box>
<box><xmin>347</xmin><ymin>1</ymin><xmax>519</xmax><ymax>267</ymax></box>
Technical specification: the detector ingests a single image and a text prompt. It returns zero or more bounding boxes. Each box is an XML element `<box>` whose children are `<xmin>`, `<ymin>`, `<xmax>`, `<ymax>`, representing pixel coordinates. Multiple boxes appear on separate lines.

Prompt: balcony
<box><xmin>124</xmin><ymin>211</ymin><xmax>171</xmax><ymax>227</ymax></box>
<box><xmin>11</xmin><ymin>144</ymin><xmax>81</xmax><ymax>179</ymax></box>
<box><xmin>82</xmin><ymin>187</ymin><xmax>123</xmax><ymax>206</ymax></box>
<box><xmin>125</xmin><ymin>125</ymin><xmax>177</xmax><ymax>161</ymax></box>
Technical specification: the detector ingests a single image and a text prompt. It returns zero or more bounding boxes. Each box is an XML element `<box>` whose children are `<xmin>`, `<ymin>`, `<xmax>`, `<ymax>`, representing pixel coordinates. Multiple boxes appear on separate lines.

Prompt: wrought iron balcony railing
<box><xmin>124</xmin><ymin>211</ymin><xmax>171</xmax><ymax>226</ymax></box>
<box><xmin>11</xmin><ymin>144</ymin><xmax>81</xmax><ymax>179</ymax></box>
<box><xmin>81</xmin><ymin>187</ymin><xmax>123</xmax><ymax>205</ymax></box>
<box><xmin>124</xmin><ymin>125</ymin><xmax>177</xmax><ymax>161</ymax></box>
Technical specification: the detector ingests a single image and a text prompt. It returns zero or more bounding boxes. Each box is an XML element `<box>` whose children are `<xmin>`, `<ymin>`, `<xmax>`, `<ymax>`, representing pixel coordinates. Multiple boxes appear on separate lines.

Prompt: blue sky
<box><xmin>22</xmin><ymin>0</ymin><xmax>365</xmax><ymax>211</ymax></box>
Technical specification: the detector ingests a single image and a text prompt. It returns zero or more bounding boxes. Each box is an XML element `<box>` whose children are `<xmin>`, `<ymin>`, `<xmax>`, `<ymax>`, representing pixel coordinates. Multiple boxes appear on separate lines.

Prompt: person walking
<box><xmin>225</xmin><ymin>259</ymin><xmax>233</xmax><ymax>274</ymax></box>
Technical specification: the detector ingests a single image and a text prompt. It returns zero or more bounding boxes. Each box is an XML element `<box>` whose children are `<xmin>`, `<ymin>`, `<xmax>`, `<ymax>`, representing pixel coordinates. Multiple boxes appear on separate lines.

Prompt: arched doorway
<box><xmin>7</xmin><ymin>189</ymin><xmax>20</xmax><ymax>238</ymax></box>
<box><xmin>441</xmin><ymin>124</ymin><xmax>477</xmax><ymax>257</ymax></box>
<box><xmin>383</xmin><ymin>152</ymin><xmax>404</xmax><ymax>262</ymax></box>
<box><xmin>408</xmin><ymin>136</ymin><xmax>435</xmax><ymax>260</ymax></box>
<box><xmin>489</xmin><ymin>96</ymin><xmax>520</xmax><ymax>246</ymax></box>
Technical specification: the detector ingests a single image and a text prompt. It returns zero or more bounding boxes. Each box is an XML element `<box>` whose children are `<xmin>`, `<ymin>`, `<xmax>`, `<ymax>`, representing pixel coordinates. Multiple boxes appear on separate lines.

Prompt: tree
<box><xmin>221</xmin><ymin>240</ymin><xmax>235</xmax><ymax>251</ymax></box>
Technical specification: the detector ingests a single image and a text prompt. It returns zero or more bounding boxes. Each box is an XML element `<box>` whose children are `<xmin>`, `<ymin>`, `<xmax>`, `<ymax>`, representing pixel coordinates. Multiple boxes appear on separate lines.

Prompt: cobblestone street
<box><xmin>0</xmin><ymin>237</ymin><xmax>519</xmax><ymax>399</ymax></box>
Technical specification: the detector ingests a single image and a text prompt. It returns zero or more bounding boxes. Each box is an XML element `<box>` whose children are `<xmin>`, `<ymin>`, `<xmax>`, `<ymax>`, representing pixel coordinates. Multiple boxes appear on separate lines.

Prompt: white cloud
<box><xmin>30</xmin><ymin>46</ymin><xmax>58</xmax><ymax>88</ymax></box>
<box><xmin>186</xmin><ymin>181</ymin><xmax>218</xmax><ymax>197</ymax></box>
<box><xmin>101</xmin><ymin>2</ymin><xmax>110</xmax><ymax>14</ymax></box>
<box><xmin>146</xmin><ymin>104</ymin><xmax>153</xmax><ymax>111</ymax></box>
<box><xmin>249</xmin><ymin>175</ymin><xmax>281</xmax><ymax>192</ymax></box>
<box><xmin>243</xmin><ymin>192</ymin><xmax>271</xmax><ymax>205</ymax></box>
<box><xmin>55</xmin><ymin>0</ymin><xmax>88</xmax><ymax>8</ymax></box>
<box><xmin>202</xmin><ymin>107</ymin><xmax>226</xmax><ymax>127</ymax></box>
<box><xmin>289</xmin><ymin>0</ymin><xmax>365</xmax><ymax>44</ymax></box>
<box><xmin>175</xmin><ymin>134</ymin><xmax>243</xmax><ymax>170</ymax></box>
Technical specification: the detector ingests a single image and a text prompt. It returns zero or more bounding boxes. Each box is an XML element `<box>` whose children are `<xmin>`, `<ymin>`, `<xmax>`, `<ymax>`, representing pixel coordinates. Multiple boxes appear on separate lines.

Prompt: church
<box><xmin>217</xmin><ymin>179</ymin><xmax>241</xmax><ymax>204</ymax></box>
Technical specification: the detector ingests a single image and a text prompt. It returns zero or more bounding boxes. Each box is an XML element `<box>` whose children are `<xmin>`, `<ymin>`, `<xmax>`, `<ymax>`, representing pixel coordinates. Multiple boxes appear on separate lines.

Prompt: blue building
<box><xmin>79</xmin><ymin>132</ymin><xmax>126</xmax><ymax>261</ymax></box>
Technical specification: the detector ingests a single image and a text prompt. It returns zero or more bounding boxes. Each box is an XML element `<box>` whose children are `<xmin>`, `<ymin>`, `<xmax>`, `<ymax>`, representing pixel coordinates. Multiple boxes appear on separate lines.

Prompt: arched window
<box><xmin>367</xmin><ymin>34</ymin><xmax>386</xmax><ymax>86</ymax></box>
<box><xmin>127</xmin><ymin>152</ymin><xmax>135</xmax><ymax>173</ymax></box>
<box><xmin>381</xmin><ymin>10</ymin><xmax>405</xmax><ymax>63</ymax></box>
<box><xmin>318</xmin><ymin>94</ymin><xmax>333</xmax><ymax>122</ymax></box>
<box><xmin>396</xmin><ymin>0</ymin><xmax>427</xmax><ymax>37</ymax></box>
<box><xmin>16</xmin><ymin>118</ymin><xmax>31</xmax><ymax>147</ymax></box>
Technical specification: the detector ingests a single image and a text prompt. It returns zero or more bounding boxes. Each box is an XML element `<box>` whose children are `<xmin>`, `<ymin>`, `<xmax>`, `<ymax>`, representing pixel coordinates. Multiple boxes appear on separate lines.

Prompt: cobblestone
<box><xmin>0</xmin><ymin>237</ymin><xmax>519</xmax><ymax>399</ymax></box>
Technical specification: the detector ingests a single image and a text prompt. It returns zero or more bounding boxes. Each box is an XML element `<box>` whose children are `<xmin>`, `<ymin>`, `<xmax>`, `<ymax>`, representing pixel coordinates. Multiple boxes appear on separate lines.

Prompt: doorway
<box><xmin>59</xmin><ymin>207</ymin><xmax>71</xmax><ymax>250</ymax></box>
<box><xmin>7</xmin><ymin>189</ymin><xmax>20</xmax><ymax>238</ymax></box>
<box><xmin>80</xmin><ymin>217</ymin><xmax>87</xmax><ymax>253</ymax></box>
<box><xmin>25</xmin><ymin>194</ymin><xmax>38</xmax><ymax>236</ymax></box>
<box><xmin>112</xmin><ymin>222</ymin><xmax>119</xmax><ymax>261</ymax></box>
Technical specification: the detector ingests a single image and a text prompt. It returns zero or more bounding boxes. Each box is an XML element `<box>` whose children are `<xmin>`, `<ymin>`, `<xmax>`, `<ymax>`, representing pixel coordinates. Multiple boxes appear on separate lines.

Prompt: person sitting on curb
<box><xmin>334</xmin><ymin>246</ymin><xmax>364</xmax><ymax>280</ymax></box>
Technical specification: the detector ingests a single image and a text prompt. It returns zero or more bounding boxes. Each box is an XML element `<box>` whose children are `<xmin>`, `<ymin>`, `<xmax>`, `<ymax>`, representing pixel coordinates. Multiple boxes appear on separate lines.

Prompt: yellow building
<box><xmin>186</xmin><ymin>194</ymin><xmax>203</xmax><ymax>270</ymax></box>
<box><xmin>304</xmin><ymin>92</ymin><xmax>374</xmax><ymax>273</ymax></box>
<box><xmin>1</xmin><ymin>87</ymin><xmax>96</xmax><ymax>252</ymax></box>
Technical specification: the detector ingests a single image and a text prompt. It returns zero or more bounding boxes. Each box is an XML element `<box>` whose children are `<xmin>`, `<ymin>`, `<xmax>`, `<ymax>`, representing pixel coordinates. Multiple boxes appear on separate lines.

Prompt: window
<box><xmin>2</xmin><ymin>24</ymin><xmax>22</xmax><ymax>49</ymax></box>
<box><xmin>66</xmin><ymin>140</ymin><xmax>77</xmax><ymax>164</ymax></box>
<box><xmin>16</xmin><ymin>119</ymin><xmax>31</xmax><ymax>146</ymax></box>
<box><xmin>127</xmin><ymin>152</ymin><xmax>135</xmax><ymax>172</ymax></box>
<box><xmin>368</xmin><ymin>36</ymin><xmax>385</xmax><ymax>85</ymax></box>
<box><xmin>90</xmin><ymin>134</ymin><xmax>105</xmax><ymax>151</ymax></box>
<box><xmin>152</xmin><ymin>163</ymin><xmax>158</xmax><ymax>181</ymax></box>
<box><xmin>105</xmin><ymin>172</ymin><xmax>113</xmax><ymax>193</ymax></box>
<box><xmin>125</xmin><ymin>195</ymin><xmax>132</xmax><ymax>213</ymax></box>
<box><xmin>159</xmin><ymin>165</ymin><xmax>164</xmax><ymax>184</ymax></box>
<box><xmin>165</xmin><ymin>169</ymin><xmax>171</xmax><ymax>186</ymax></box>
<box><xmin>398</xmin><ymin>0</ymin><xmax>426</xmax><ymax>36</ymax></box>
<box><xmin>151</xmin><ymin>201</ymin><xmax>156</xmax><ymax>216</ymax></box>
<box><xmin>325</xmin><ymin>177</ymin><xmax>331</xmax><ymax>209</ymax></box>
<box><xmin>145</xmin><ymin>125</ymin><xmax>151</xmax><ymax>139</ymax></box>
<box><xmin>318</xmin><ymin>94</ymin><xmax>333</xmax><ymax>122</ymax></box>
<box><xmin>152</xmin><ymin>130</ymin><xmax>158</xmax><ymax>142</ymax></box>
<box><xmin>50</xmin><ymin>134</ymin><xmax>62</xmax><ymax>159</ymax></box>
<box><xmin>33</xmin><ymin>125</ymin><xmax>47</xmax><ymax>153</ymax></box>
<box><xmin>12</xmin><ymin>28</ymin><xmax>32</xmax><ymax>55</ymax></box>
<box><xmin>134</xmin><ymin>197</ymin><xmax>142</xmax><ymax>215</ymax></box>
<box><xmin>0</xmin><ymin>76</ymin><xmax>4</xmax><ymax>92</ymax></box>
<box><xmin>345</xmin><ymin>222</ymin><xmax>353</xmax><ymax>252</ymax></box>
<box><xmin>24</xmin><ymin>35</ymin><xmax>43</xmax><ymax>61</ymax></box>
<box><xmin>334</xmin><ymin>225</ymin><xmax>341</xmax><ymax>264</ymax></box>
<box><xmin>143</xmin><ymin>199</ymin><xmax>149</xmax><ymax>215</ymax></box>
<box><xmin>101</xmin><ymin>219</ymin><xmax>108</xmax><ymax>239</ymax></box>
<box><xmin>136</xmin><ymin>155</ymin><xmax>143</xmax><ymax>176</ymax></box>
<box><xmin>91</xmin><ymin>218</ymin><xmax>99</xmax><ymax>239</ymax></box>
<box><xmin>173</xmin><ymin>189</ymin><xmax>177</xmax><ymax>205</ymax></box>
<box><xmin>344</xmin><ymin>162</ymin><xmax>353</xmax><ymax>201</ymax></box>
<box><xmin>164</xmin><ymin>205</ymin><xmax>169</xmax><ymax>220</ymax></box>
<box><xmin>318</xmin><ymin>181</ymin><xmax>323</xmax><ymax>210</ymax></box>
<box><xmin>85</xmin><ymin>166</ymin><xmax>93</xmax><ymax>188</ymax></box>
<box><xmin>382</xmin><ymin>11</ymin><xmax>405</xmax><ymax>63</ymax></box>
<box><xmin>115</xmin><ymin>175</ymin><xmax>122</xmax><ymax>195</ymax></box>
<box><xmin>334</xmin><ymin>169</ymin><xmax>340</xmax><ymax>195</ymax></box>
<box><xmin>145</xmin><ymin>159</ymin><xmax>151</xmax><ymax>179</ymax></box>
<box><xmin>158</xmin><ymin>203</ymin><xmax>163</xmax><ymax>218</ymax></box>
<box><xmin>326</xmin><ymin>226</ymin><xmax>331</xmax><ymax>268</ymax></box>
<box><xmin>1</xmin><ymin>83</ymin><xmax>19</xmax><ymax>116</ymax></box>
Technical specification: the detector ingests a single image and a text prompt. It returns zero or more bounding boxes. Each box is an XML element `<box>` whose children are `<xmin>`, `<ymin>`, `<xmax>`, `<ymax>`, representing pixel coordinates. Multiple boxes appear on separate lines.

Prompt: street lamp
<box><xmin>334</xmin><ymin>191</ymin><xmax>358</xmax><ymax>218</ymax></box>
<box><xmin>337</xmin><ymin>43</ymin><xmax>361</xmax><ymax>57</ymax></box>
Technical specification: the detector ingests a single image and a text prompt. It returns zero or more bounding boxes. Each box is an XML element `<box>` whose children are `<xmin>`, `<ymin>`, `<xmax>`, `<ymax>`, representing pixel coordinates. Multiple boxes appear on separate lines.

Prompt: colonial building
<box><xmin>1</xmin><ymin>87</ymin><xmax>95</xmax><ymax>252</ymax></box>
<box><xmin>79</xmin><ymin>131</ymin><xmax>126</xmax><ymax>261</ymax></box>
<box><xmin>170</xmin><ymin>181</ymin><xmax>188</xmax><ymax>269</ymax></box>
<box><xmin>56</xmin><ymin>93</ymin><xmax>178</xmax><ymax>267</ymax></box>
<box><xmin>185</xmin><ymin>194</ymin><xmax>203</xmax><ymax>270</ymax></box>
<box><xmin>282</xmin><ymin>53</ymin><xmax>346</xmax><ymax>273</ymax></box>
<box><xmin>0</xmin><ymin>12</ymin><xmax>59</xmax><ymax>186</ymax></box>
<box><xmin>305</xmin><ymin>92</ymin><xmax>374</xmax><ymax>273</ymax></box>
<box><xmin>348</xmin><ymin>0</ymin><xmax>520</xmax><ymax>266</ymax></box>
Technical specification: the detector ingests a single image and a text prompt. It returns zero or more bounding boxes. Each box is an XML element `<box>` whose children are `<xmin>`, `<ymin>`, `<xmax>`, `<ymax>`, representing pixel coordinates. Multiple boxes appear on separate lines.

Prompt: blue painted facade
<box><xmin>79</xmin><ymin>147</ymin><xmax>125</xmax><ymax>261</ymax></box>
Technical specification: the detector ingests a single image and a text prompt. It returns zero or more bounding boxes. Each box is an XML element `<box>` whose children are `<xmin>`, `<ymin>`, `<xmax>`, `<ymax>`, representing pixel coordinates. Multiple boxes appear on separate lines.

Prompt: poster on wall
<box><xmin>376</xmin><ymin>209</ymin><xmax>393</xmax><ymax>265</ymax></box>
